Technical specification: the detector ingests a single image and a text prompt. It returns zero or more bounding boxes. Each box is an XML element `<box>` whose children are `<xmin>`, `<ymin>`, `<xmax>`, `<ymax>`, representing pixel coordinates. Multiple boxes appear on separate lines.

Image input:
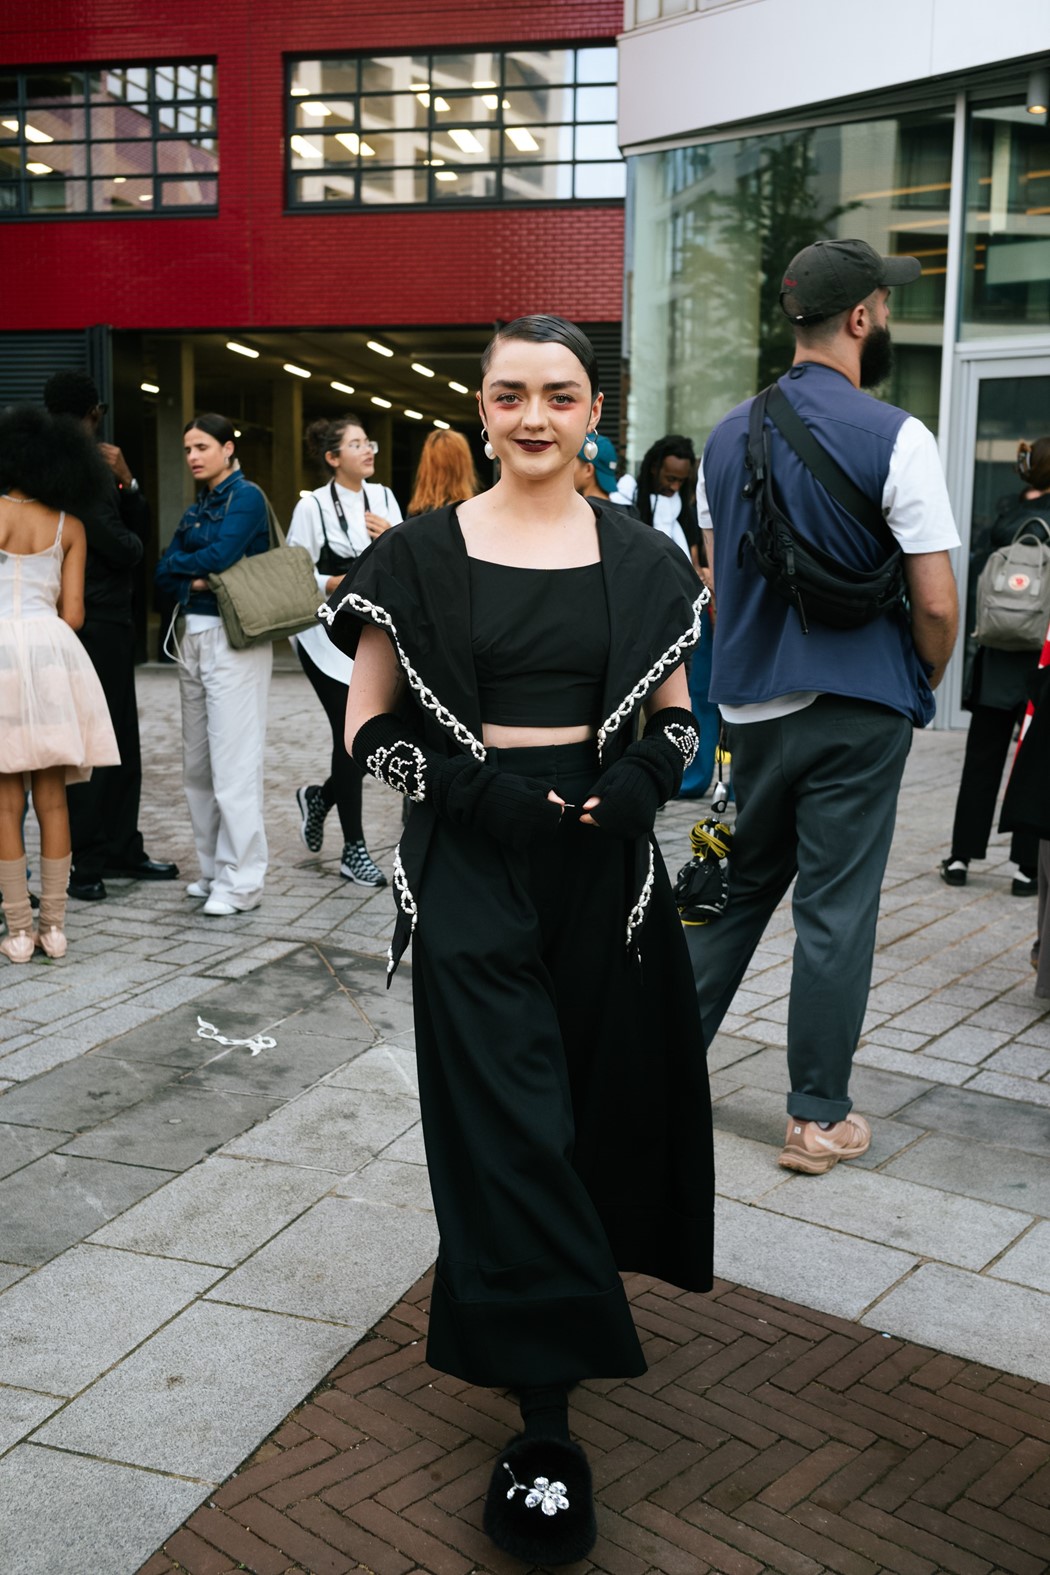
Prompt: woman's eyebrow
<box><xmin>488</xmin><ymin>379</ymin><xmax>584</xmax><ymax>392</ymax></box>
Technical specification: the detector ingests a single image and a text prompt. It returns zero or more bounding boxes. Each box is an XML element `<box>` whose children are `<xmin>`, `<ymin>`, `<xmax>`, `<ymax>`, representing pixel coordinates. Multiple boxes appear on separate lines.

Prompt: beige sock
<box><xmin>0</xmin><ymin>856</ymin><xmax>33</xmax><ymax>938</ymax></box>
<box><xmin>38</xmin><ymin>854</ymin><xmax>71</xmax><ymax>934</ymax></box>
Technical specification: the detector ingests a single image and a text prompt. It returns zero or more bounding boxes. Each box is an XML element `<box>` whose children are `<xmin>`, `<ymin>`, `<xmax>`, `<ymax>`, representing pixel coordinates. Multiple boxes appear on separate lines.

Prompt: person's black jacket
<box><xmin>79</xmin><ymin>478</ymin><xmax>150</xmax><ymax>626</ymax></box>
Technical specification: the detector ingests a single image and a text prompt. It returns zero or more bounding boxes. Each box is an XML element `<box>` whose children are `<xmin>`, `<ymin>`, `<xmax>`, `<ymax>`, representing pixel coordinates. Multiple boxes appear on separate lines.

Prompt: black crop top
<box><xmin>468</xmin><ymin>558</ymin><xmax>610</xmax><ymax>727</ymax></box>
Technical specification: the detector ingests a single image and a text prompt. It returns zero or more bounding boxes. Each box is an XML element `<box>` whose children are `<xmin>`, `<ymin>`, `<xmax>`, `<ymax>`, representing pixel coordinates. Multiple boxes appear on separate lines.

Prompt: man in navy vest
<box><xmin>690</xmin><ymin>239</ymin><xmax>959</xmax><ymax>1175</ymax></box>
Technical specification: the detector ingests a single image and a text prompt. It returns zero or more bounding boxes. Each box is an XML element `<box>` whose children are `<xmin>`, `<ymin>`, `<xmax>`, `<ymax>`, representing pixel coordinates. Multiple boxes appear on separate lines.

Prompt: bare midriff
<box><xmin>481</xmin><ymin>722</ymin><xmax>596</xmax><ymax>748</ymax></box>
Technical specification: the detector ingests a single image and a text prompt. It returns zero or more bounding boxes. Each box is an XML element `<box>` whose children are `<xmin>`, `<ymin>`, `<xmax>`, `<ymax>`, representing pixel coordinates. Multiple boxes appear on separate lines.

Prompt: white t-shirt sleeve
<box><xmin>697</xmin><ymin>460</ymin><xmax>712</xmax><ymax>532</ymax></box>
<box><xmin>882</xmin><ymin>417</ymin><xmax>961</xmax><ymax>553</ymax></box>
<box><xmin>286</xmin><ymin>493</ymin><xmax>328</xmax><ymax>593</ymax></box>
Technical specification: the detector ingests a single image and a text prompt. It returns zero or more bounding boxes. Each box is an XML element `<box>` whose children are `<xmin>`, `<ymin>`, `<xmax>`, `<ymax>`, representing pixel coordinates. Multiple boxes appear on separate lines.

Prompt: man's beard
<box><xmin>860</xmin><ymin>324</ymin><xmax>893</xmax><ymax>389</ymax></box>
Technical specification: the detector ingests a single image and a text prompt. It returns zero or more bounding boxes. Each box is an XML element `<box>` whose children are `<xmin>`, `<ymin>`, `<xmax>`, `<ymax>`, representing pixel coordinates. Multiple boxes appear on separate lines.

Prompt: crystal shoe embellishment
<box><xmin>502</xmin><ymin>1463</ymin><xmax>570</xmax><ymax>1515</ymax></box>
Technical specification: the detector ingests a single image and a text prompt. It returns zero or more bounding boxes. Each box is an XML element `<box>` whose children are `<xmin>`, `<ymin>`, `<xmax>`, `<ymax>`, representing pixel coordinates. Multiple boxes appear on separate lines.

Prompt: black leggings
<box><xmin>297</xmin><ymin>644</ymin><xmax>363</xmax><ymax>843</ymax></box>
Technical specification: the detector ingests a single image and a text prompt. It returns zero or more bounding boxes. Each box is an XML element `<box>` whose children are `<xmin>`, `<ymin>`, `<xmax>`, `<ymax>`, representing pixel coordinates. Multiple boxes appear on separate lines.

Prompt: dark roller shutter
<box><xmin>0</xmin><ymin>326</ymin><xmax>112</xmax><ymax>432</ymax></box>
<box><xmin>579</xmin><ymin>319</ymin><xmax>624</xmax><ymax>474</ymax></box>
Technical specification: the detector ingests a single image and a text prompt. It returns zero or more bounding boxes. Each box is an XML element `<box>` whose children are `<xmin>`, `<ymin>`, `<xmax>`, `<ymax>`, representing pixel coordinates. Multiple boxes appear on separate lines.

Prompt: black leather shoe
<box><xmin>103</xmin><ymin>857</ymin><xmax>179</xmax><ymax>881</ymax></box>
<box><xmin>68</xmin><ymin>878</ymin><xmax>107</xmax><ymax>901</ymax></box>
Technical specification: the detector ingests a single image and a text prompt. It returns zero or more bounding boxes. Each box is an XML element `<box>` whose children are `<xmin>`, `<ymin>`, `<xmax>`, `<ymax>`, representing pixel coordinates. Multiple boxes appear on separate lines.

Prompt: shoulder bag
<box><xmin>208</xmin><ymin>487</ymin><xmax>323</xmax><ymax>650</ymax></box>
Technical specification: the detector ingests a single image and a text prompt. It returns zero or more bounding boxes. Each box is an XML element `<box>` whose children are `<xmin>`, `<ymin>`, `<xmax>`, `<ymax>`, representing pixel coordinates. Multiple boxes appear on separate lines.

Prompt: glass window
<box><xmin>0</xmin><ymin>60</ymin><xmax>217</xmax><ymax>218</ymax></box>
<box><xmin>627</xmin><ymin>111</ymin><xmax>952</xmax><ymax>456</ymax></box>
<box><xmin>962</xmin><ymin>99</ymin><xmax>1050</xmax><ymax>338</ymax></box>
<box><xmin>288</xmin><ymin>46</ymin><xmax>622</xmax><ymax>208</ymax></box>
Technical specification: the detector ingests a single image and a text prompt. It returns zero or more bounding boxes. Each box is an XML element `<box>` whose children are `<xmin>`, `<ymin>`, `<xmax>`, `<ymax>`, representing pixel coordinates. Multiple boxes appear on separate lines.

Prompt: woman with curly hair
<box><xmin>322</xmin><ymin>316</ymin><xmax>714</xmax><ymax>1566</ymax></box>
<box><xmin>0</xmin><ymin>405</ymin><xmax>119</xmax><ymax>961</ymax></box>
<box><xmin>407</xmin><ymin>427</ymin><xmax>480</xmax><ymax>516</ymax></box>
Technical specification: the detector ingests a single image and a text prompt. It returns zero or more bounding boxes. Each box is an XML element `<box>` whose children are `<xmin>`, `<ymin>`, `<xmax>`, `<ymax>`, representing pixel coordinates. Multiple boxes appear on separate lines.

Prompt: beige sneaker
<box><xmin>779</xmin><ymin>1114</ymin><xmax>871</xmax><ymax>1174</ymax></box>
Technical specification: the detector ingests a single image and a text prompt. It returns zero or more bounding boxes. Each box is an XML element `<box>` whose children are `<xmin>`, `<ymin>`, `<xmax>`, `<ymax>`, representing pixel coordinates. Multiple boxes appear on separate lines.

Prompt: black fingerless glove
<box><xmin>352</xmin><ymin>714</ymin><xmax>562</xmax><ymax>849</ymax></box>
<box><xmin>587</xmin><ymin>707</ymin><xmax>699</xmax><ymax>839</ymax></box>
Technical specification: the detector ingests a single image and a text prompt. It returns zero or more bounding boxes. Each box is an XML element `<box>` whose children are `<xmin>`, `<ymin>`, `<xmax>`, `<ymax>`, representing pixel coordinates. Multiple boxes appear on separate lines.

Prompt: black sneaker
<box><xmin>296</xmin><ymin>784</ymin><xmax>328</xmax><ymax>853</ymax></box>
<box><xmin>939</xmin><ymin>858</ymin><xmax>968</xmax><ymax>887</ymax></box>
<box><xmin>340</xmin><ymin>840</ymin><xmax>387</xmax><ymax>887</ymax></box>
<box><xmin>1012</xmin><ymin>872</ymin><xmax>1038</xmax><ymax>897</ymax></box>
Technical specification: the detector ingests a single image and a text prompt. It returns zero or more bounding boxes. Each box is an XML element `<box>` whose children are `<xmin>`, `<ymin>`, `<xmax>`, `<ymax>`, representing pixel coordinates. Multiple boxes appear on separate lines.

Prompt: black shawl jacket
<box><xmin>320</xmin><ymin>500</ymin><xmax>706</xmax><ymax>976</ymax></box>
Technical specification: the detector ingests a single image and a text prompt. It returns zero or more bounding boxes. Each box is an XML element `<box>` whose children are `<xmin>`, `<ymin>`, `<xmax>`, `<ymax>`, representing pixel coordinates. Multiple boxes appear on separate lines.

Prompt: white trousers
<box><xmin>177</xmin><ymin>624</ymin><xmax>272</xmax><ymax>908</ymax></box>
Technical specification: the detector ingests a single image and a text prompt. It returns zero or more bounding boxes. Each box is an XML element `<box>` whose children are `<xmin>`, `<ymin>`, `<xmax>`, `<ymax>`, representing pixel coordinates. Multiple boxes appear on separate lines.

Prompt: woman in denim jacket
<box><xmin>155</xmin><ymin>414</ymin><xmax>271</xmax><ymax>915</ymax></box>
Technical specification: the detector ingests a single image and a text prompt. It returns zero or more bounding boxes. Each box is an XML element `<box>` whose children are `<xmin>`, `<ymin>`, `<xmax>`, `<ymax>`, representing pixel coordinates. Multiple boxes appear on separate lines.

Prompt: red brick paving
<box><xmin>138</xmin><ymin>1271</ymin><xmax>1050</xmax><ymax>1575</ymax></box>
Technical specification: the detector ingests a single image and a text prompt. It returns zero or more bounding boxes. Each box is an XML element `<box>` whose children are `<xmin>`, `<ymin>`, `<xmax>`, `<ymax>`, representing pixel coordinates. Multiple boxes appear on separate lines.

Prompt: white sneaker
<box><xmin>202</xmin><ymin>896</ymin><xmax>239</xmax><ymax>916</ymax></box>
<box><xmin>186</xmin><ymin>880</ymin><xmax>212</xmax><ymax>898</ymax></box>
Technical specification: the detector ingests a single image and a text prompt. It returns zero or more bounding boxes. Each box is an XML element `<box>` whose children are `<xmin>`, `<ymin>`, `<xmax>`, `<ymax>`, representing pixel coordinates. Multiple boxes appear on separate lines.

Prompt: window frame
<box><xmin>284</xmin><ymin>43</ymin><xmax>624</xmax><ymax>212</ymax></box>
<box><xmin>0</xmin><ymin>59</ymin><xmax>218</xmax><ymax>221</ymax></box>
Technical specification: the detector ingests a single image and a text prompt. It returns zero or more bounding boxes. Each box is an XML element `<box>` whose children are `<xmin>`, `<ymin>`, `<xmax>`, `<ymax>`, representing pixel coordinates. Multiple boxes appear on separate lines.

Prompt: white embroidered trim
<box><xmin>597</xmin><ymin>588</ymin><xmax>709</xmax><ymax>761</ymax></box>
<box><xmin>502</xmin><ymin>1464</ymin><xmax>570</xmax><ymax>1517</ymax></box>
<box><xmin>664</xmin><ymin>722</ymin><xmax>699</xmax><ymax>767</ymax></box>
<box><xmin>322</xmin><ymin>590</ymin><xmax>487</xmax><ymax>761</ymax></box>
<box><xmin>366</xmin><ymin>742</ymin><xmax>427</xmax><ymax>802</ymax></box>
<box><xmin>387</xmin><ymin>846</ymin><xmax>419</xmax><ymax>976</ymax></box>
<box><xmin>626</xmin><ymin>843</ymin><xmax>656</xmax><ymax>950</ymax></box>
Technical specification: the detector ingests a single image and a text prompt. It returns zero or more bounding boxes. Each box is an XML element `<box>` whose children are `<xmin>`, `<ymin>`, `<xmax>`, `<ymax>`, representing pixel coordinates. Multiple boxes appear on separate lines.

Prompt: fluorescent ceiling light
<box><xmin>482</xmin><ymin>95</ymin><xmax>498</xmax><ymax>109</ymax></box>
<box><xmin>234</xmin><ymin>428</ymin><xmax>242</xmax><ymax>437</ymax></box>
<box><xmin>411</xmin><ymin>362</ymin><xmax>434</xmax><ymax>377</ymax></box>
<box><xmin>299</xmin><ymin>101</ymin><xmax>330</xmax><ymax>115</ymax></box>
<box><xmin>448</xmin><ymin>128</ymin><xmax>482</xmax><ymax>153</ymax></box>
<box><xmin>367</xmin><ymin>340</ymin><xmax>394</xmax><ymax>357</ymax></box>
<box><xmin>290</xmin><ymin>134</ymin><xmax>322</xmax><ymax>160</ymax></box>
<box><xmin>283</xmin><ymin>363</ymin><xmax>311</xmax><ymax>378</ymax></box>
<box><xmin>505</xmin><ymin>127</ymin><xmax>539</xmax><ymax>153</ymax></box>
<box><xmin>140</xmin><ymin>381</ymin><xmax>160</xmax><ymax>393</ymax></box>
<box><xmin>371</xmin><ymin>396</ymin><xmax>392</xmax><ymax>408</ymax></box>
<box><xmin>24</xmin><ymin>123</ymin><xmax>53</xmax><ymax>144</ymax></box>
<box><xmin>416</xmin><ymin>92</ymin><xmax>431</xmax><ymax>107</ymax></box>
<box><xmin>448</xmin><ymin>380</ymin><xmax>468</xmax><ymax>394</ymax></box>
<box><xmin>360</xmin><ymin>141</ymin><xmax>375</xmax><ymax>157</ymax></box>
<box><xmin>434</xmin><ymin>97</ymin><xmax>449</xmax><ymax>112</ymax></box>
<box><xmin>113</xmin><ymin>176</ymin><xmax>126</xmax><ymax>184</ymax></box>
<box><xmin>433</xmin><ymin>419</ymin><xmax>450</xmax><ymax>430</ymax></box>
<box><xmin>1027</xmin><ymin>67</ymin><xmax>1049</xmax><ymax>115</ymax></box>
<box><xmin>404</xmin><ymin>409</ymin><xmax>423</xmax><ymax>420</ymax></box>
<box><xmin>410</xmin><ymin>83</ymin><xmax>430</xmax><ymax>92</ymax></box>
<box><xmin>335</xmin><ymin>131</ymin><xmax>374</xmax><ymax>156</ymax></box>
<box><xmin>227</xmin><ymin>341</ymin><xmax>259</xmax><ymax>358</ymax></box>
<box><xmin>26</xmin><ymin>162</ymin><xmax>52</xmax><ymax>175</ymax></box>
<box><xmin>330</xmin><ymin>380</ymin><xmax>355</xmax><ymax>394</ymax></box>
<box><xmin>472</xmin><ymin>80</ymin><xmax>498</xmax><ymax>90</ymax></box>
<box><xmin>290</xmin><ymin>86</ymin><xmax>310</xmax><ymax>96</ymax></box>
<box><xmin>1</xmin><ymin>119</ymin><xmax>16</xmax><ymax>130</ymax></box>
<box><xmin>435</xmin><ymin>170</ymin><xmax>458</xmax><ymax>181</ymax></box>
<box><xmin>138</xmin><ymin>194</ymin><xmax>151</xmax><ymax>202</ymax></box>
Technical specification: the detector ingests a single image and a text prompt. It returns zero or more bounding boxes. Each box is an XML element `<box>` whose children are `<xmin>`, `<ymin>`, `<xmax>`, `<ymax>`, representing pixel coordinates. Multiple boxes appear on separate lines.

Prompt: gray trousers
<box><xmin>687</xmin><ymin>694</ymin><xmax>912</xmax><ymax>1122</ymax></box>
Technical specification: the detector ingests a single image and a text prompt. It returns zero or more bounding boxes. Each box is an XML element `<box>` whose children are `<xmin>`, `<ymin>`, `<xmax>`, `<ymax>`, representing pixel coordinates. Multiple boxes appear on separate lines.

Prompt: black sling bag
<box><xmin>742</xmin><ymin>383</ymin><xmax>907</xmax><ymax>633</ymax></box>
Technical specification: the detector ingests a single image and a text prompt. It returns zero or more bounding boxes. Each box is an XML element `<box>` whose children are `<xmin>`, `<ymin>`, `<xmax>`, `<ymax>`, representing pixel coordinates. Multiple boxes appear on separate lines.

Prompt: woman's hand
<box><xmin>364</xmin><ymin>512</ymin><xmax>392</xmax><ymax>538</ymax></box>
<box><xmin>579</xmin><ymin>795</ymin><xmax>600</xmax><ymax>827</ymax></box>
<box><xmin>325</xmin><ymin>574</ymin><xmax>345</xmax><ymax>595</ymax></box>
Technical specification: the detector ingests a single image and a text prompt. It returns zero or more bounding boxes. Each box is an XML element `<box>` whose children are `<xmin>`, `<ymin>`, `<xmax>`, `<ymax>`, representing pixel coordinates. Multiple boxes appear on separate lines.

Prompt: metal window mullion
<box><xmin>935</xmin><ymin>90</ymin><xmax>968</xmax><ymax>468</ymax></box>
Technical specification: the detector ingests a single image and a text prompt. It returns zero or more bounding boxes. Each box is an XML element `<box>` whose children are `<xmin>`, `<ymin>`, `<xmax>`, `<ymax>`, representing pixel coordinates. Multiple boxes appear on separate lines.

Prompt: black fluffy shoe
<box><xmin>483</xmin><ymin>1435</ymin><xmax>597</xmax><ymax>1566</ymax></box>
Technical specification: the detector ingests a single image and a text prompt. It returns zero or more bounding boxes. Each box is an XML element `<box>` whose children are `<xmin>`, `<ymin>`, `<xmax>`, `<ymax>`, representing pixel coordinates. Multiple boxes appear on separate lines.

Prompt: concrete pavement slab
<box><xmin>711</xmin><ymin>1082</ymin><xmax>927</xmax><ymax>1168</ymax></box>
<box><xmin>208</xmin><ymin>1195</ymin><xmax>439</xmax><ymax>1326</ymax></box>
<box><xmin>0</xmin><ymin>1053</ymin><xmax>181</xmax><ymax>1135</ymax></box>
<box><xmin>0</xmin><ymin>1445</ymin><xmax>208</xmax><ymax>1575</ymax></box>
<box><xmin>0</xmin><ymin>1123</ymin><xmax>70</xmax><ymax>1180</ymax></box>
<box><xmin>0</xmin><ymin>1262</ymin><xmax>28</xmax><ymax>1292</ymax></box>
<box><xmin>321</xmin><ymin>1040</ymin><xmax>419</xmax><ymax>1097</ymax></box>
<box><xmin>33</xmin><ymin>1300</ymin><xmax>355</xmax><ymax>1481</ymax></box>
<box><xmin>884</xmin><ymin>1129</ymin><xmax>1050</xmax><ymax>1214</ymax></box>
<box><xmin>0</xmin><ymin>1244</ymin><xmax>218</xmax><ymax>1396</ymax></box>
<box><xmin>333</xmin><ymin>1156</ymin><xmax>434</xmax><ymax>1211</ymax></box>
<box><xmin>711</xmin><ymin>1129</ymin><xmax>794</xmax><ymax>1203</ymax></box>
<box><xmin>59</xmin><ymin>1085</ymin><xmax>282</xmax><ymax>1170</ymax></box>
<box><xmin>762</xmin><ymin>1163</ymin><xmax>1032</xmax><ymax>1269</ymax></box>
<box><xmin>181</xmin><ymin>1029</ymin><xmax>364</xmax><ymax>1099</ymax></box>
<box><xmin>222</xmin><ymin>1081</ymin><xmax>419</xmax><ymax>1171</ymax></box>
<box><xmin>967</xmin><ymin>1067</ymin><xmax>1050</xmax><ymax>1106</ymax></box>
<box><xmin>0</xmin><ymin>1389</ymin><xmax>61</xmax><ymax>1453</ymax></box>
<box><xmin>709</xmin><ymin>1044</ymin><xmax>934</xmax><ymax>1116</ymax></box>
<box><xmin>713</xmin><ymin>1196</ymin><xmax>917</xmax><ymax>1320</ymax></box>
<box><xmin>894</xmin><ymin>1082</ymin><xmax>1050</xmax><ymax>1155</ymax></box>
<box><xmin>380</xmin><ymin>1118</ymin><xmax>428</xmax><ymax>1164</ymax></box>
<box><xmin>989</xmin><ymin>1221</ymin><xmax>1050</xmax><ymax>1292</ymax></box>
<box><xmin>863</xmin><ymin>1262</ymin><xmax>1050</xmax><ymax>1384</ymax></box>
<box><xmin>853</xmin><ymin>1040</ymin><xmax>979</xmax><ymax>1084</ymax></box>
<box><xmin>0</xmin><ymin>1154</ymin><xmax>175</xmax><ymax>1267</ymax></box>
<box><xmin>90</xmin><ymin>1154</ymin><xmax>337</xmax><ymax>1267</ymax></box>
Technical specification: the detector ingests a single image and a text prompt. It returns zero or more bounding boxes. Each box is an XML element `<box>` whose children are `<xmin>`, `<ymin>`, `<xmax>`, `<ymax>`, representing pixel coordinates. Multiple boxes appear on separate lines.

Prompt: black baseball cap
<box><xmin>780</xmin><ymin>239</ymin><xmax>922</xmax><ymax>325</ymax></box>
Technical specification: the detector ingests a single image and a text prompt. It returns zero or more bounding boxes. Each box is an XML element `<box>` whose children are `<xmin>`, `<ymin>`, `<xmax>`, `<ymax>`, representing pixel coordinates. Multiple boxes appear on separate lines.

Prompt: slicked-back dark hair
<box><xmin>0</xmin><ymin>403</ymin><xmax>112</xmax><ymax>513</ymax></box>
<box><xmin>43</xmin><ymin>368</ymin><xmax>101</xmax><ymax>418</ymax></box>
<box><xmin>480</xmin><ymin>314</ymin><xmax>601</xmax><ymax>400</ymax></box>
<box><xmin>634</xmin><ymin>434</ymin><xmax>697</xmax><ymax>527</ymax></box>
<box><xmin>183</xmin><ymin>412</ymin><xmax>237</xmax><ymax>447</ymax></box>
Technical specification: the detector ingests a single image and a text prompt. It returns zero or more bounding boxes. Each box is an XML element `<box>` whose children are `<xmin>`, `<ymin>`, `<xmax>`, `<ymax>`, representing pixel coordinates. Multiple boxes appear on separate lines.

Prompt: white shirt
<box><xmin>286</xmin><ymin>479</ymin><xmax>402</xmax><ymax>684</ymax></box>
<box><xmin>607</xmin><ymin>473</ymin><xmax>692</xmax><ymax>556</ymax></box>
<box><xmin>699</xmin><ymin>415</ymin><xmax>961</xmax><ymax>723</ymax></box>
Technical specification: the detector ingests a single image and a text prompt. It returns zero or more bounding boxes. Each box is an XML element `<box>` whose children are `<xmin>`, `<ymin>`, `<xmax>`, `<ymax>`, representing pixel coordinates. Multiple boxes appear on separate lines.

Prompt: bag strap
<box><xmin>1011</xmin><ymin>515</ymin><xmax>1050</xmax><ymax>546</ymax></box>
<box><xmin>762</xmin><ymin>383</ymin><xmax>897</xmax><ymax>555</ymax></box>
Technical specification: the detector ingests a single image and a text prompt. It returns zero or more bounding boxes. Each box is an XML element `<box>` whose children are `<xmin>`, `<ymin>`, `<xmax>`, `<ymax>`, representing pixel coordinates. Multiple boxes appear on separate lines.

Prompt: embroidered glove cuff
<box><xmin>587</xmin><ymin>706</ymin><xmax>698</xmax><ymax>839</ymax></box>
<box><xmin>353</xmin><ymin>713</ymin><xmax>431</xmax><ymax>802</ymax></box>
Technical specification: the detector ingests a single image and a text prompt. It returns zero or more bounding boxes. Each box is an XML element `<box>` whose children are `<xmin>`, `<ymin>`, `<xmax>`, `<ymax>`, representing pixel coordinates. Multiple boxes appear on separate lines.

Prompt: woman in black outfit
<box><xmin>941</xmin><ymin>437</ymin><xmax>1050</xmax><ymax>895</ymax></box>
<box><xmin>322</xmin><ymin>316</ymin><xmax>714</xmax><ymax>1566</ymax></box>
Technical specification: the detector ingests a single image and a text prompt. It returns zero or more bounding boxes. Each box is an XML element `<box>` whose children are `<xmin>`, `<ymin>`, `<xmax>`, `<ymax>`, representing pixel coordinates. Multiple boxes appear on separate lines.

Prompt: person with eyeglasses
<box><xmin>286</xmin><ymin>413</ymin><xmax>402</xmax><ymax>886</ymax></box>
<box><xmin>42</xmin><ymin>369</ymin><xmax>178</xmax><ymax>902</ymax></box>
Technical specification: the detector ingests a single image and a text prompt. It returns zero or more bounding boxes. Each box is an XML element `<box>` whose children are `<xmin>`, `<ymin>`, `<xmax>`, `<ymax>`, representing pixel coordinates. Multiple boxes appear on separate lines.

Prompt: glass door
<box><xmin>945</xmin><ymin>350</ymin><xmax>1050</xmax><ymax>726</ymax></box>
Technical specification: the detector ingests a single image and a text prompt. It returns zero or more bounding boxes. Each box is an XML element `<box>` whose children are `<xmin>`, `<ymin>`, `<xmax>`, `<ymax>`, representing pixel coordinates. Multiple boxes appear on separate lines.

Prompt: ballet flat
<box><xmin>1</xmin><ymin>931</ymin><xmax>35</xmax><ymax>964</ymax></box>
<box><xmin>35</xmin><ymin>927</ymin><xmax>68</xmax><ymax>959</ymax></box>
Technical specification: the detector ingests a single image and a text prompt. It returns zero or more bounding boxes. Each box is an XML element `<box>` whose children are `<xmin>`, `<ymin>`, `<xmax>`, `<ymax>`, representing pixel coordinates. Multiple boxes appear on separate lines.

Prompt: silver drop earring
<box><xmin>482</xmin><ymin>427</ymin><xmax>495</xmax><ymax>461</ymax></box>
<box><xmin>583</xmin><ymin>433</ymin><xmax>599</xmax><ymax>462</ymax></box>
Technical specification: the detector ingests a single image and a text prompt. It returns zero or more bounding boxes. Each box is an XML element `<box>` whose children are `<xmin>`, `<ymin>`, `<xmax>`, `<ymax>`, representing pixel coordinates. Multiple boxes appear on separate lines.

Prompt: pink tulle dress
<box><xmin>0</xmin><ymin>512</ymin><xmax>120</xmax><ymax>783</ymax></box>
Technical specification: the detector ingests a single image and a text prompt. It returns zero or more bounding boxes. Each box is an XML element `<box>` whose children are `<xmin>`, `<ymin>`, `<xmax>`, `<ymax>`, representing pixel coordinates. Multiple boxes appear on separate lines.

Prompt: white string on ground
<box><xmin>196</xmin><ymin>1016</ymin><xmax>276</xmax><ymax>1057</ymax></box>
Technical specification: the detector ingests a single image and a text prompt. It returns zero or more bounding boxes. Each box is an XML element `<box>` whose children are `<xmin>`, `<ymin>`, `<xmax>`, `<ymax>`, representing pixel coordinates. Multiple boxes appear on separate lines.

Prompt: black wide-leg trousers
<box><xmin>67</xmin><ymin>618</ymin><xmax>146</xmax><ymax>880</ymax></box>
<box><xmin>950</xmin><ymin>703</ymin><xmax>1038</xmax><ymax>872</ymax></box>
<box><xmin>410</xmin><ymin>740</ymin><xmax>713</xmax><ymax>1391</ymax></box>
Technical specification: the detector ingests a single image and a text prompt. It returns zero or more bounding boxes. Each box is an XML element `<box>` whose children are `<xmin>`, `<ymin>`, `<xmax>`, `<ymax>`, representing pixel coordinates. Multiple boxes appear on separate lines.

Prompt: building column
<box><xmin>155</xmin><ymin>338</ymin><xmax>195</xmax><ymax>551</ymax></box>
<box><xmin>270</xmin><ymin>376</ymin><xmax>303</xmax><ymax>525</ymax></box>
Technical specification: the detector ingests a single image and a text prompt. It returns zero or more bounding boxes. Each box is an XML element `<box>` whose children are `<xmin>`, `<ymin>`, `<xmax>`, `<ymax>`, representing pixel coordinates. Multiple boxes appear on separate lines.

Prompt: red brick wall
<box><xmin>2</xmin><ymin>2</ymin><xmax>625</xmax><ymax>330</ymax></box>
